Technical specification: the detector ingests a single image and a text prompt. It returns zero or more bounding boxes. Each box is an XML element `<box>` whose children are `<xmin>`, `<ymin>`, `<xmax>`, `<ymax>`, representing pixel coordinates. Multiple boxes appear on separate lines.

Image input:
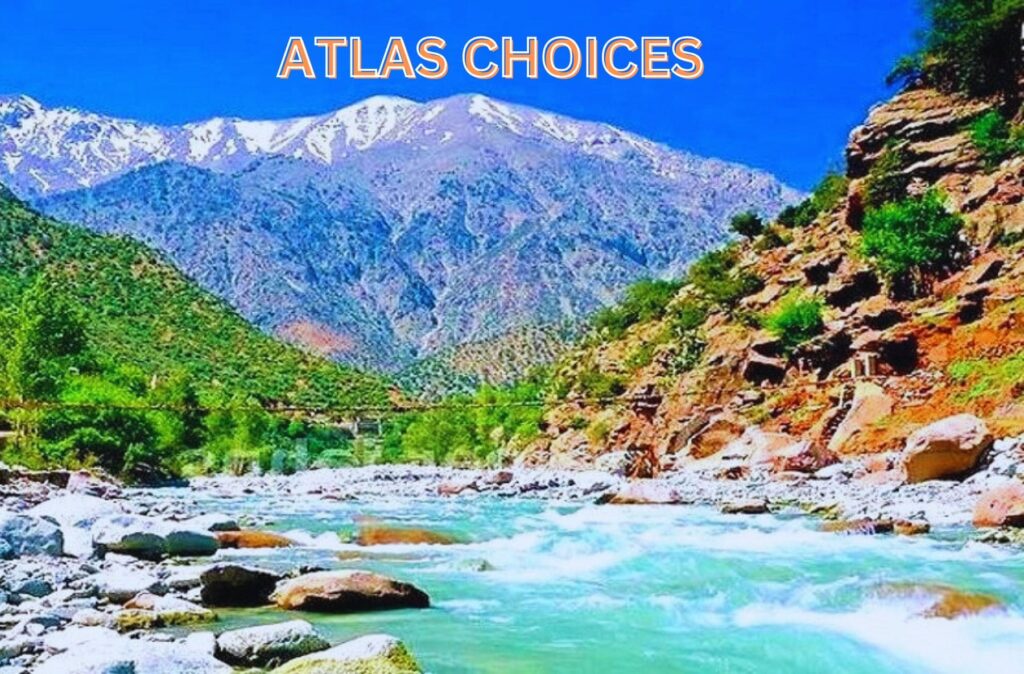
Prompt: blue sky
<box><xmin>0</xmin><ymin>1</ymin><xmax>921</xmax><ymax>189</ymax></box>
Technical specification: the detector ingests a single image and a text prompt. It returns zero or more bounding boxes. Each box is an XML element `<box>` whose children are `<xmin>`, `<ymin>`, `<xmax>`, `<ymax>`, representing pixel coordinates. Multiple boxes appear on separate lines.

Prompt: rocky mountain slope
<box><xmin>0</xmin><ymin>94</ymin><xmax>799</xmax><ymax>371</ymax></box>
<box><xmin>525</xmin><ymin>85</ymin><xmax>1024</xmax><ymax>490</ymax></box>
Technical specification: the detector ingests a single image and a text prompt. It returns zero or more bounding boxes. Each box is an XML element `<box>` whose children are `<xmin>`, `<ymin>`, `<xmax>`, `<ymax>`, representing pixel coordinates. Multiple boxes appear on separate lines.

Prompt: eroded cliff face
<box><xmin>522</xmin><ymin>86</ymin><xmax>1024</xmax><ymax>480</ymax></box>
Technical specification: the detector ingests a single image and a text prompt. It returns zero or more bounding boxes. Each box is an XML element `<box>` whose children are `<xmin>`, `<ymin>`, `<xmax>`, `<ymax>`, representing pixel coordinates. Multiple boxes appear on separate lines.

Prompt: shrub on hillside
<box><xmin>970</xmin><ymin>110</ymin><xmax>1024</xmax><ymax>168</ymax></box>
<box><xmin>861</xmin><ymin>191</ymin><xmax>964</xmax><ymax>295</ymax></box>
<box><xmin>776</xmin><ymin>171</ymin><xmax>849</xmax><ymax>228</ymax></box>
<box><xmin>592</xmin><ymin>278</ymin><xmax>683</xmax><ymax>339</ymax></box>
<box><xmin>687</xmin><ymin>245</ymin><xmax>762</xmax><ymax>310</ymax></box>
<box><xmin>763</xmin><ymin>292</ymin><xmax>825</xmax><ymax>351</ymax></box>
<box><xmin>729</xmin><ymin>211</ymin><xmax>765</xmax><ymax>239</ymax></box>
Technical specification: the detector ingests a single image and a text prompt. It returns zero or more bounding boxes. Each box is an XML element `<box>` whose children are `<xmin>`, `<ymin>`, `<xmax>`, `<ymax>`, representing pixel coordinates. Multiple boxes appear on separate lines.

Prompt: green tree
<box><xmin>891</xmin><ymin>0</ymin><xmax>1024</xmax><ymax>97</ymax></box>
<box><xmin>729</xmin><ymin>211</ymin><xmax>765</xmax><ymax>239</ymax></box>
<box><xmin>5</xmin><ymin>276</ymin><xmax>91</xmax><ymax>401</ymax></box>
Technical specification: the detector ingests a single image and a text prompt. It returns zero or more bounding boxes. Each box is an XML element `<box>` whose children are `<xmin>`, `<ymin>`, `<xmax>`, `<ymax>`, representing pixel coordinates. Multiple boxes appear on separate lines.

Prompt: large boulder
<box><xmin>92</xmin><ymin>514</ymin><xmax>218</xmax><ymax>560</ymax></box>
<box><xmin>200</xmin><ymin>563</ymin><xmax>283</xmax><ymax>607</ymax></box>
<box><xmin>0</xmin><ymin>510</ymin><xmax>63</xmax><ymax>557</ymax></box>
<box><xmin>901</xmin><ymin>414</ymin><xmax>993</xmax><ymax>483</ymax></box>
<box><xmin>215</xmin><ymin>619</ymin><xmax>330</xmax><ymax>667</ymax></box>
<box><xmin>827</xmin><ymin>382</ymin><xmax>893</xmax><ymax>453</ymax></box>
<box><xmin>271</xmin><ymin>570</ymin><xmax>430</xmax><ymax>613</ymax></box>
<box><xmin>164</xmin><ymin>525</ymin><xmax>220</xmax><ymax>557</ymax></box>
<box><xmin>29</xmin><ymin>493</ymin><xmax>122</xmax><ymax>558</ymax></box>
<box><xmin>972</xmin><ymin>481</ymin><xmax>1024</xmax><ymax>528</ymax></box>
<box><xmin>270</xmin><ymin>634</ymin><xmax>421</xmax><ymax>674</ymax></box>
<box><xmin>91</xmin><ymin>514</ymin><xmax>167</xmax><ymax>560</ymax></box>
<box><xmin>215</xmin><ymin>530</ymin><xmax>294</xmax><ymax>549</ymax></box>
<box><xmin>354</xmin><ymin>525</ymin><xmax>460</xmax><ymax>546</ymax></box>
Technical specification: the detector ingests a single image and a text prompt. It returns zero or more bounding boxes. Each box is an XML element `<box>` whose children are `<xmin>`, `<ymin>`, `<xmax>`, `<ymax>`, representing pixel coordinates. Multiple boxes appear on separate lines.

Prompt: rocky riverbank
<box><xmin>2</xmin><ymin>415</ymin><xmax>1024</xmax><ymax>672</ymax></box>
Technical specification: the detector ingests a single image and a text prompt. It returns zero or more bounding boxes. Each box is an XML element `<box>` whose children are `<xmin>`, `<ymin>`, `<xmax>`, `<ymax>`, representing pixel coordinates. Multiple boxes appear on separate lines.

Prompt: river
<box><xmin>168</xmin><ymin>490</ymin><xmax>1024</xmax><ymax>674</ymax></box>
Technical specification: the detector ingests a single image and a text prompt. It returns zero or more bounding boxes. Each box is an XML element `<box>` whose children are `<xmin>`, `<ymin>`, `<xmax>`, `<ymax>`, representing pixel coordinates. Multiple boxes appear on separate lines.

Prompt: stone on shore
<box><xmin>215</xmin><ymin>530</ymin><xmax>294</xmax><ymax>549</ymax></box>
<box><xmin>901</xmin><ymin>414</ymin><xmax>993</xmax><ymax>483</ymax></box>
<box><xmin>972</xmin><ymin>481</ymin><xmax>1024</xmax><ymax>528</ymax></box>
<box><xmin>270</xmin><ymin>634</ymin><xmax>421</xmax><ymax>674</ymax></box>
<box><xmin>35</xmin><ymin>626</ymin><xmax>231</xmax><ymax>674</ymax></box>
<box><xmin>271</xmin><ymin>570</ymin><xmax>430</xmax><ymax>613</ymax></box>
<box><xmin>200</xmin><ymin>563</ymin><xmax>283</xmax><ymax>607</ymax></box>
<box><xmin>215</xmin><ymin>619</ymin><xmax>329</xmax><ymax>667</ymax></box>
<box><xmin>92</xmin><ymin>568</ymin><xmax>167</xmax><ymax>603</ymax></box>
<box><xmin>121</xmin><ymin>592</ymin><xmax>215</xmax><ymax>628</ymax></box>
<box><xmin>594</xmin><ymin>480</ymin><xmax>682</xmax><ymax>505</ymax></box>
<box><xmin>28</xmin><ymin>494</ymin><xmax>122</xmax><ymax>558</ymax></box>
<box><xmin>0</xmin><ymin>511</ymin><xmax>64</xmax><ymax>558</ymax></box>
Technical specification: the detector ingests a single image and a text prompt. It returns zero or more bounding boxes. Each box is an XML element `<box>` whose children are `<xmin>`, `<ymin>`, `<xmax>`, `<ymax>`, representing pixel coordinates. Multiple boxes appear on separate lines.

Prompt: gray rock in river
<box><xmin>215</xmin><ymin>619</ymin><xmax>330</xmax><ymax>667</ymax></box>
<box><xmin>200</xmin><ymin>563</ymin><xmax>282</xmax><ymax>607</ymax></box>
<box><xmin>91</xmin><ymin>514</ymin><xmax>218</xmax><ymax>560</ymax></box>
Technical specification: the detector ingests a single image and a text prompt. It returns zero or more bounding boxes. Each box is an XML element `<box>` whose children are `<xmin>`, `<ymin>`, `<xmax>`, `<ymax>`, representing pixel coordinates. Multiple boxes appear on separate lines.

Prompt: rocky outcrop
<box><xmin>901</xmin><ymin>414</ymin><xmax>993</xmax><ymax>483</ymax></box>
<box><xmin>270</xmin><ymin>634</ymin><xmax>421</xmax><ymax>674</ymax></box>
<box><xmin>215</xmin><ymin>620</ymin><xmax>330</xmax><ymax>667</ymax></box>
<box><xmin>827</xmin><ymin>382</ymin><xmax>893</xmax><ymax>453</ymax></box>
<box><xmin>271</xmin><ymin>570</ymin><xmax>430</xmax><ymax>613</ymax></box>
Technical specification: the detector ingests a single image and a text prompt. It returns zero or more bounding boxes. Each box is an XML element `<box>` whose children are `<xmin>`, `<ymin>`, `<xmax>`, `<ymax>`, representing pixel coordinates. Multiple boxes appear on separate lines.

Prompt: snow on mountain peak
<box><xmin>0</xmin><ymin>93</ymin><xmax>787</xmax><ymax>200</ymax></box>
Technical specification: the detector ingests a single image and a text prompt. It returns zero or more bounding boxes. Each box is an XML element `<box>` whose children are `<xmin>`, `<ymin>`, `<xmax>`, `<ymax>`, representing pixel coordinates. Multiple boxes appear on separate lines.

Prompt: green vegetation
<box><xmin>0</xmin><ymin>187</ymin><xmax>392</xmax><ymax>478</ymax></box>
<box><xmin>592</xmin><ymin>278</ymin><xmax>683</xmax><ymax>339</ymax></box>
<box><xmin>753</xmin><ymin>225</ymin><xmax>793</xmax><ymax>252</ymax></box>
<box><xmin>378</xmin><ymin>379</ymin><xmax>548</xmax><ymax>466</ymax></box>
<box><xmin>888</xmin><ymin>0</ymin><xmax>1024</xmax><ymax>98</ymax></box>
<box><xmin>863</xmin><ymin>143</ymin><xmax>912</xmax><ymax>209</ymax></box>
<box><xmin>860</xmin><ymin>190</ymin><xmax>964</xmax><ymax>295</ymax></box>
<box><xmin>763</xmin><ymin>292</ymin><xmax>825</xmax><ymax>351</ymax></box>
<box><xmin>969</xmin><ymin>110</ymin><xmax>1024</xmax><ymax>168</ymax></box>
<box><xmin>948</xmin><ymin>351</ymin><xmax>1024</xmax><ymax>402</ymax></box>
<box><xmin>776</xmin><ymin>171</ymin><xmax>849</xmax><ymax>228</ymax></box>
<box><xmin>729</xmin><ymin>211</ymin><xmax>765</xmax><ymax>239</ymax></box>
<box><xmin>686</xmin><ymin>244</ymin><xmax>762</xmax><ymax>310</ymax></box>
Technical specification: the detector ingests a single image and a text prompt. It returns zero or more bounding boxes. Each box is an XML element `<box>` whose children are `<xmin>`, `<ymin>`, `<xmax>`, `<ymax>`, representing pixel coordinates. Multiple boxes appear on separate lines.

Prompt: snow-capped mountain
<box><xmin>2</xmin><ymin>93</ymin><xmax>801</xmax><ymax>370</ymax></box>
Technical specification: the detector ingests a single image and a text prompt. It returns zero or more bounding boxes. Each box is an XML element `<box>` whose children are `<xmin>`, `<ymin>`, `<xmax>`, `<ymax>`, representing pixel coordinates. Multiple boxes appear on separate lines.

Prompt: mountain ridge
<box><xmin>3</xmin><ymin>93</ymin><xmax>801</xmax><ymax>371</ymax></box>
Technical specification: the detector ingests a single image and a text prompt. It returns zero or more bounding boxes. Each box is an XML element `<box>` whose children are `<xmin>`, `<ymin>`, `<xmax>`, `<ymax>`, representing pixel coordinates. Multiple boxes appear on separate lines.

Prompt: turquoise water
<box><xmin>176</xmin><ymin>493</ymin><xmax>1024</xmax><ymax>673</ymax></box>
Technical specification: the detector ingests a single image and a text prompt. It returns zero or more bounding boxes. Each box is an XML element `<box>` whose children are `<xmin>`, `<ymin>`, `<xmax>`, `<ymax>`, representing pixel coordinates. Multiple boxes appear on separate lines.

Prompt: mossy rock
<box><xmin>271</xmin><ymin>634</ymin><xmax>421</xmax><ymax>674</ymax></box>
